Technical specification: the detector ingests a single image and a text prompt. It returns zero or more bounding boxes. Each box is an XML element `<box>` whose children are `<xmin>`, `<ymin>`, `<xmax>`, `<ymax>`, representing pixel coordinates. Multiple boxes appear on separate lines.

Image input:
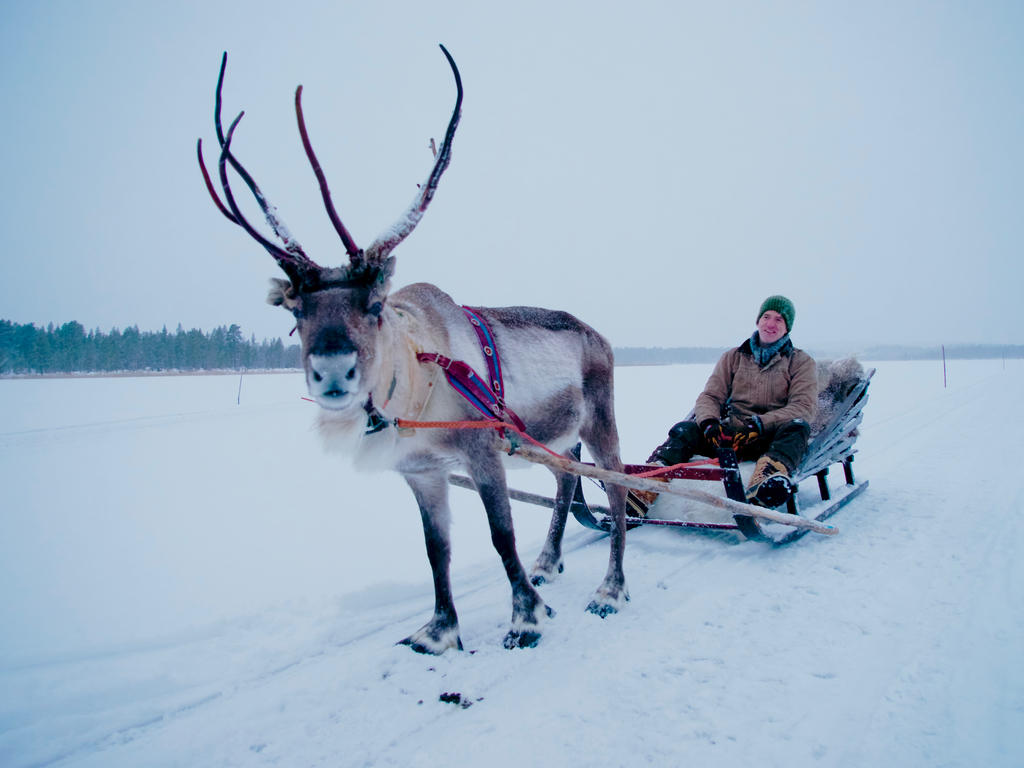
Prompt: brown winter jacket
<box><xmin>693</xmin><ymin>339</ymin><xmax>817</xmax><ymax>430</ymax></box>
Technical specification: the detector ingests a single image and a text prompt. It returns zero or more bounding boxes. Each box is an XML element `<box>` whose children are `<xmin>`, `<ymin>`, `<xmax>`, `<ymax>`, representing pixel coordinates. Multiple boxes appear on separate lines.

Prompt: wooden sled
<box><xmin>450</xmin><ymin>367</ymin><xmax>874</xmax><ymax>545</ymax></box>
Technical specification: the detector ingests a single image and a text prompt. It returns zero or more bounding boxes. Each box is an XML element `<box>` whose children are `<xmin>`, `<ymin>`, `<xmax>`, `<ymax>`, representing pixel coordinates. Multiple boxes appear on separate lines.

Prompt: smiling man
<box><xmin>641</xmin><ymin>295</ymin><xmax>818</xmax><ymax>511</ymax></box>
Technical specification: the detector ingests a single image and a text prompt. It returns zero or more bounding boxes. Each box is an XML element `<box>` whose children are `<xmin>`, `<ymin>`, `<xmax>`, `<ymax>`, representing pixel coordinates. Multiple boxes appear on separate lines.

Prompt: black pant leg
<box><xmin>649</xmin><ymin>420</ymin><xmax>706</xmax><ymax>464</ymax></box>
<box><xmin>764</xmin><ymin>419</ymin><xmax>811</xmax><ymax>472</ymax></box>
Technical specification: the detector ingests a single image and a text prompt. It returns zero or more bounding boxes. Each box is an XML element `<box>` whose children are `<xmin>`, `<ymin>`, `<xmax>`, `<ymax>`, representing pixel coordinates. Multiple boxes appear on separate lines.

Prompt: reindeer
<box><xmin>196</xmin><ymin>46</ymin><xmax>628</xmax><ymax>653</ymax></box>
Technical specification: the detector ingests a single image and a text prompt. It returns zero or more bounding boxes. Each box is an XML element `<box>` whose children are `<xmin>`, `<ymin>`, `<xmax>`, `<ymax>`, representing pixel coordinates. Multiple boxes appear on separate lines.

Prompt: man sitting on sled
<box><xmin>635</xmin><ymin>295</ymin><xmax>817</xmax><ymax>513</ymax></box>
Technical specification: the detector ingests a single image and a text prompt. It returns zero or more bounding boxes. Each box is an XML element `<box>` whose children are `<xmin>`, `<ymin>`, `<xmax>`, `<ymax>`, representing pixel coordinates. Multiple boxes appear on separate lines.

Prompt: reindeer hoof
<box><xmin>398</xmin><ymin>624</ymin><xmax>463</xmax><ymax>655</ymax></box>
<box><xmin>585</xmin><ymin>600</ymin><xmax>618</xmax><ymax>618</ymax></box>
<box><xmin>586</xmin><ymin>585</ymin><xmax>630</xmax><ymax>618</ymax></box>
<box><xmin>502</xmin><ymin>604</ymin><xmax>554</xmax><ymax>649</ymax></box>
<box><xmin>503</xmin><ymin>628</ymin><xmax>542</xmax><ymax>649</ymax></box>
<box><xmin>529</xmin><ymin>560</ymin><xmax>564</xmax><ymax>587</ymax></box>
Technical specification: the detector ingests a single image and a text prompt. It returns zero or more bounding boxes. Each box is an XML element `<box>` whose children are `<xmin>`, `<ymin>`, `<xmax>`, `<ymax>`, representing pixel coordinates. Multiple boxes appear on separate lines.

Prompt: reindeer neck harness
<box><xmin>416</xmin><ymin>306</ymin><xmax>527</xmax><ymax>433</ymax></box>
<box><xmin>363</xmin><ymin>382</ymin><xmax>397</xmax><ymax>435</ymax></box>
<box><xmin>361</xmin><ymin>306</ymin><xmax>524</xmax><ymax>435</ymax></box>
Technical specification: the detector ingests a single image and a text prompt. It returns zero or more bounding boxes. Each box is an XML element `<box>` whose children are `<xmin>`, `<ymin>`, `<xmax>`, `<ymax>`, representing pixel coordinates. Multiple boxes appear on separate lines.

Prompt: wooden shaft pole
<box><xmin>448</xmin><ymin>473</ymin><xmax>613</xmax><ymax>514</ymax></box>
<box><xmin>504</xmin><ymin>441</ymin><xmax>837</xmax><ymax>536</ymax></box>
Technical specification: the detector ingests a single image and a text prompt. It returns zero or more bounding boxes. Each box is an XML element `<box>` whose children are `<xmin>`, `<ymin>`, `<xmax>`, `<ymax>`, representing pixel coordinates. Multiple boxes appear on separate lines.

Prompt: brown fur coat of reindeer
<box><xmin>197</xmin><ymin>46</ymin><xmax>628</xmax><ymax>653</ymax></box>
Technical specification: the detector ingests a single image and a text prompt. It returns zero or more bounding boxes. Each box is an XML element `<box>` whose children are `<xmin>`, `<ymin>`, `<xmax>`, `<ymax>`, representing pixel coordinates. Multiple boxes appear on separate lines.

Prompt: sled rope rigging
<box><xmin>393</xmin><ymin>418</ymin><xmax>719</xmax><ymax>474</ymax></box>
<box><xmin>505</xmin><ymin>441</ymin><xmax>838</xmax><ymax>535</ymax></box>
<box><xmin>394</xmin><ymin>417</ymin><xmax>835</xmax><ymax>535</ymax></box>
<box><xmin>631</xmin><ymin>458</ymin><xmax>719</xmax><ymax>477</ymax></box>
<box><xmin>304</xmin><ymin>390</ymin><xmax>833</xmax><ymax>534</ymax></box>
<box><xmin>394</xmin><ymin>417</ymin><xmax>563</xmax><ymax>458</ymax></box>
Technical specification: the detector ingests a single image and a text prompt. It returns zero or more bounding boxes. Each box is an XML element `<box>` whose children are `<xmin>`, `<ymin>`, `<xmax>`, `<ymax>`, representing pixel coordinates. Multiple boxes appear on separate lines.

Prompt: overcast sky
<box><xmin>2</xmin><ymin>1</ymin><xmax>1021</xmax><ymax>353</ymax></box>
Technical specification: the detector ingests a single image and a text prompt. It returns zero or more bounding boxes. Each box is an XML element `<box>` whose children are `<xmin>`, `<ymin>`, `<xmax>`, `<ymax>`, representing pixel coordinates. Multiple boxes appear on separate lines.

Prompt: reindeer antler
<box><xmin>294</xmin><ymin>84</ymin><xmax>362</xmax><ymax>263</ymax></box>
<box><xmin>364</xmin><ymin>44</ymin><xmax>463</xmax><ymax>266</ymax></box>
<box><xmin>198</xmin><ymin>46</ymin><xmax>463</xmax><ymax>284</ymax></box>
<box><xmin>197</xmin><ymin>52</ymin><xmax>320</xmax><ymax>284</ymax></box>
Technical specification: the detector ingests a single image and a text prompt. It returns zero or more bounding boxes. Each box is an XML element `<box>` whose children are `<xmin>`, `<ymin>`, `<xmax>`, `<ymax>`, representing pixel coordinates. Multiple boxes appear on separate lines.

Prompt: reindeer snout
<box><xmin>307</xmin><ymin>352</ymin><xmax>360</xmax><ymax>409</ymax></box>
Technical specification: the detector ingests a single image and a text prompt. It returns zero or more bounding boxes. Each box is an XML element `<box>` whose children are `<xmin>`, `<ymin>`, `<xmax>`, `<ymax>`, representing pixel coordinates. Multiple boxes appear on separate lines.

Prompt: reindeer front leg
<box><xmin>466</xmin><ymin>452</ymin><xmax>553</xmax><ymax>649</ymax></box>
<box><xmin>400</xmin><ymin>473</ymin><xmax>463</xmax><ymax>654</ymax></box>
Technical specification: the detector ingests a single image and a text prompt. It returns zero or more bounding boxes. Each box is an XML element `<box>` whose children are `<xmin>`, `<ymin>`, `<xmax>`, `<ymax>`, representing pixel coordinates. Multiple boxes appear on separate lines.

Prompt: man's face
<box><xmin>757</xmin><ymin>310</ymin><xmax>787</xmax><ymax>344</ymax></box>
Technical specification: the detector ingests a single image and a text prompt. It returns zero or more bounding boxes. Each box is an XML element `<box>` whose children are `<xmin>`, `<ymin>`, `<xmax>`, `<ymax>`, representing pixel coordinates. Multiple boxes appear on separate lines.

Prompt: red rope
<box><xmin>306</xmin><ymin>403</ymin><xmax>719</xmax><ymax>475</ymax></box>
<box><xmin>394</xmin><ymin>418</ymin><xmax>722</xmax><ymax>474</ymax></box>
<box><xmin>394</xmin><ymin>417</ymin><xmax>566</xmax><ymax>458</ymax></box>
<box><xmin>631</xmin><ymin>458</ymin><xmax>719</xmax><ymax>478</ymax></box>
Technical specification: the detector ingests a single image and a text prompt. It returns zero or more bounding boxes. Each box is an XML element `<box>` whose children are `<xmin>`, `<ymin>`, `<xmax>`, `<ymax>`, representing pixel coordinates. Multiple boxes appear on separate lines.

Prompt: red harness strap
<box><xmin>416</xmin><ymin>352</ymin><xmax>527</xmax><ymax>432</ymax></box>
<box><xmin>417</xmin><ymin>307</ymin><xmax>527</xmax><ymax>433</ymax></box>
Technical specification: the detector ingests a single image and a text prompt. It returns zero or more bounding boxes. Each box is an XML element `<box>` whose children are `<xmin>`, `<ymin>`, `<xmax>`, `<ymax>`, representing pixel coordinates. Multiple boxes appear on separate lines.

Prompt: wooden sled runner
<box><xmin>450</xmin><ymin>366</ymin><xmax>874</xmax><ymax>545</ymax></box>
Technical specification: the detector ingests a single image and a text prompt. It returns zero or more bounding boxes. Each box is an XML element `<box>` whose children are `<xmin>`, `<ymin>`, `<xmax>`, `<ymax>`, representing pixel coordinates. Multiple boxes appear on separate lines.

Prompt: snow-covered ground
<box><xmin>1</xmin><ymin>359</ymin><xmax>1021</xmax><ymax>767</ymax></box>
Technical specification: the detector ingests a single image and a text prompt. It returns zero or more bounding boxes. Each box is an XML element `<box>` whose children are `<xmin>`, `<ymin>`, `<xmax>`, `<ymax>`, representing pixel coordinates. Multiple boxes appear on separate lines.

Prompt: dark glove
<box><xmin>730</xmin><ymin>415</ymin><xmax>763</xmax><ymax>452</ymax></box>
<box><xmin>699</xmin><ymin>418</ymin><xmax>728</xmax><ymax>450</ymax></box>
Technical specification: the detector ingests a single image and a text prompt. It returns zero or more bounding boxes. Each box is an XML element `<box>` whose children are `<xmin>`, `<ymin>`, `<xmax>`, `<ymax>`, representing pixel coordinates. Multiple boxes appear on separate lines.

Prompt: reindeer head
<box><xmin>197</xmin><ymin>46</ymin><xmax>462</xmax><ymax>412</ymax></box>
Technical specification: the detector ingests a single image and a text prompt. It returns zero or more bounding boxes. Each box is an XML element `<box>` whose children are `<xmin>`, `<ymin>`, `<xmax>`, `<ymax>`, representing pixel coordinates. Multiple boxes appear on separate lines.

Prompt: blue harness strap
<box><xmin>417</xmin><ymin>306</ymin><xmax>526</xmax><ymax>433</ymax></box>
<box><xmin>460</xmin><ymin>306</ymin><xmax>505</xmax><ymax>399</ymax></box>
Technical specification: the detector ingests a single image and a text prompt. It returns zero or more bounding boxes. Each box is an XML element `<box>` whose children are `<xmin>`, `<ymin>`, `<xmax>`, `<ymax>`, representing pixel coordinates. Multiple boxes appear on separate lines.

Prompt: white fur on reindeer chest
<box><xmin>314</xmin><ymin>299</ymin><xmax>445</xmax><ymax>471</ymax></box>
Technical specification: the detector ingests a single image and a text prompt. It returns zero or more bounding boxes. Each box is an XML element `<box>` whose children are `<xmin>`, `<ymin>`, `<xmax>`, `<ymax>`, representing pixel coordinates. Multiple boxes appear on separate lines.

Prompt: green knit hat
<box><xmin>757</xmin><ymin>295</ymin><xmax>795</xmax><ymax>332</ymax></box>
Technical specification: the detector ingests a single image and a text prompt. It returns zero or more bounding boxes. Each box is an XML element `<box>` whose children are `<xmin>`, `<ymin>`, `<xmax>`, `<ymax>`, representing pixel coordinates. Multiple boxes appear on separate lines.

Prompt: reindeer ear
<box><xmin>267</xmin><ymin>278</ymin><xmax>300</xmax><ymax>310</ymax></box>
<box><xmin>366</xmin><ymin>256</ymin><xmax>395</xmax><ymax>314</ymax></box>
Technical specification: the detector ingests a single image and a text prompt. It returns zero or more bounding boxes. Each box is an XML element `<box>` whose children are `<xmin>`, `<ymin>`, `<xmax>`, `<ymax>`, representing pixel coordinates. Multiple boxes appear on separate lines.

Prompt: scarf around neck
<box><xmin>749</xmin><ymin>331</ymin><xmax>791</xmax><ymax>367</ymax></box>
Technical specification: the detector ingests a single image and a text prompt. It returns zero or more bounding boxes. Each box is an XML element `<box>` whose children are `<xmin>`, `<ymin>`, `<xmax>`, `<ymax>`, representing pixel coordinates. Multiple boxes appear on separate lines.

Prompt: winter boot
<box><xmin>746</xmin><ymin>455</ymin><xmax>793</xmax><ymax>509</ymax></box>
<box><xmin>626</xmin><ymin>489</ymin><xmax>658</xmax><ymax>518</ymax></box>
<box><xmin>626</xmin><ymin>459</ymin><xmax>676</xmax><ymax>518</ymax></box>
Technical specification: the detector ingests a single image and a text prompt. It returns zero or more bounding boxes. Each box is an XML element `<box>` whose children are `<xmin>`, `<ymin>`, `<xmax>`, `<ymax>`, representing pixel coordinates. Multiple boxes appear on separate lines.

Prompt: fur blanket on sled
<box><xmin>811</xmin><ymin>357</ymin><xmax>865</xmax><ymax>437</ymax></box>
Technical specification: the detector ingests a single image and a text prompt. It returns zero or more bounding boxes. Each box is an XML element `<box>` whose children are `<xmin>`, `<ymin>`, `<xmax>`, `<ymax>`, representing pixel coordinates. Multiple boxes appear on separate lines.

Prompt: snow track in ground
<box><xmin>1</xmin><ymin>361</ymin><xmax>1021</xmax><ymax>767</ymax></box>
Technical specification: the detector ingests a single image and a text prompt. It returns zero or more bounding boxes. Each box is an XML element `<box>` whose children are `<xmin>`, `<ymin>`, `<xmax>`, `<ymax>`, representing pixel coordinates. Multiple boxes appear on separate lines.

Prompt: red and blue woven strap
<box><xmin>460</xmin><ymin>306</ymin><xmax>505</xmax><ymax>400</ymax></box>
<box><xmin>416</xmin><ymin>306</ymin><xmax>526</xmax><ymax>433</ymax></box>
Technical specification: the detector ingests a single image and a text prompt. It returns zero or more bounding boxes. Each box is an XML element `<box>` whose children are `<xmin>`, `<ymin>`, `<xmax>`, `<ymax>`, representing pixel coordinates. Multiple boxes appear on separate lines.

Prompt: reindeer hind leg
<box><xmin>579</xmin><ymin>395</ymin><xmax>630</xmax><ymax>618</ymax></box>
<box><xmin>530</xmin><ymin>466</ymin><xmax>578</xmax><ymax>586</ymax></box>
<box><xmin>466</xmin><ymin>449</ymin><xmax>553</xmax><ymax>648</ymax></box>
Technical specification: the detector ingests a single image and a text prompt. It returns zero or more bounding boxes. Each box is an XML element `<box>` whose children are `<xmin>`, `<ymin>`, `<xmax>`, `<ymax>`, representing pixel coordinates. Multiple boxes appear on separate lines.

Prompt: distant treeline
<box><xmin>3</xmin><ymin>319</ymin><xmax>1022</xmax><ymax>376</ymax></box>
<box><xmin>0</xmin><ymin>320</ymin><xmax>300</xmax><ymax>375</ymax></box>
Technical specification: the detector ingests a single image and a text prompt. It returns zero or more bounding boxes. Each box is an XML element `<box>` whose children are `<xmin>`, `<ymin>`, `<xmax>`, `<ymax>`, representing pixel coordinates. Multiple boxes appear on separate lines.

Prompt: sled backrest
<box><xmin>794</xmin><ymin>367</ymin><xmax>874</xmax><ymax>482</ymax></box>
